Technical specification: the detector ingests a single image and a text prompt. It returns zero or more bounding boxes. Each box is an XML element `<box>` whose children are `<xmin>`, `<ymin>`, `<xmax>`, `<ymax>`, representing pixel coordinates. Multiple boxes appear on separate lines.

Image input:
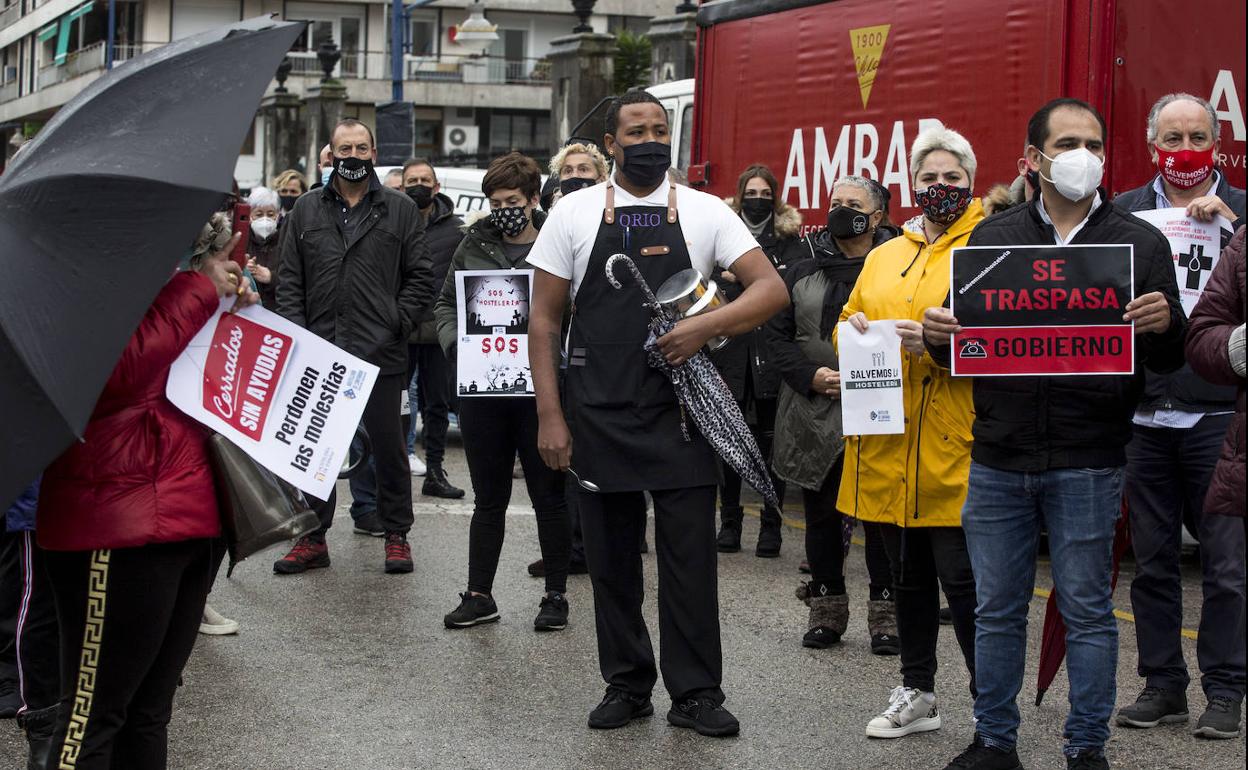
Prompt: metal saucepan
<box><xmin>653</xmin><ymin>268</ymin><xmax>729</xmax><ymax>351</ymax></box>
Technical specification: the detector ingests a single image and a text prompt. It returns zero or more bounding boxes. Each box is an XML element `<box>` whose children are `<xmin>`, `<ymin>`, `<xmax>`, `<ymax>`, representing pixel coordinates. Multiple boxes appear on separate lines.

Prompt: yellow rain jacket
<box><xmin>835</xmin><ymin>201</ymin><xmax>984</xmax><ymax>528</ymax></box>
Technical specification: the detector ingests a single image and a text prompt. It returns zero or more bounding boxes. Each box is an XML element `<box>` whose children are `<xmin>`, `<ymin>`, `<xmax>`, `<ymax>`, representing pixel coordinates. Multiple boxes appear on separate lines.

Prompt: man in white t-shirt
<box><xmin>527</xmin><ymin>91</ymin><xmax>789</xmax><ymax>737</ymax></box>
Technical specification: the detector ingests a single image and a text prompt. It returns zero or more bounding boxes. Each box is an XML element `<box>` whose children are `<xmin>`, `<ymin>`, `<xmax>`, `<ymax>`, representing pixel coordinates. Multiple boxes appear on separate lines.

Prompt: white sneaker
<box><xmin>199</xmin><ymin>604</ymin><xmax>240</xmax><ymax>636</ymax></box>
<box><xmin>865</xmin><ymin>686</ymin><xmax>941</xmax><ymax>738</ymax></box>
<box><xmin>408</xmin><ymin>453</ymin><xmax>427</xmax><ymax>476</ymax></box>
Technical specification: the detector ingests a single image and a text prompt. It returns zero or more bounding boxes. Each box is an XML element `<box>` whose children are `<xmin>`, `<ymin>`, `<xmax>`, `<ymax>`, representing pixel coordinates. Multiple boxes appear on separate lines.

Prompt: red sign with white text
<box><xmin>202</xmin><ymin>313</ymin><xmax>294</xmax><ymax>440</ymax></box>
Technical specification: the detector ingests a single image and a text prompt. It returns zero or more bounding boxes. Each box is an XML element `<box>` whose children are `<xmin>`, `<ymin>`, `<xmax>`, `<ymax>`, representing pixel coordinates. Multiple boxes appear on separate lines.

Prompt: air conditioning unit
<box><xmin>442</xmin><ymin>125</ymin><xmax>479</xmax><ymax>158</ymax></box>
<box><xmin>2</xmin><ymin>66</ymin><xmax>16</xmax><ymax>83</ymax></box>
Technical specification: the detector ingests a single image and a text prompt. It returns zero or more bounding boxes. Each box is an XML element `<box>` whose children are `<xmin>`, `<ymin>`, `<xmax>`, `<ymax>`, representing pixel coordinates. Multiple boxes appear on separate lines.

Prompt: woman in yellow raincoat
<box><xmin>837</xmin><ymin>127</ymin><xmax>983</xmax><ymax>740</ymax></box>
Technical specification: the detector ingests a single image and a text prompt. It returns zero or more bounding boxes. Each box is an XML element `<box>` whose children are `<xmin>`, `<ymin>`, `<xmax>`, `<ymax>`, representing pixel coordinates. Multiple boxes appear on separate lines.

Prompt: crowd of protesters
<box><xmin>0</xmin><ymin>89</ymin><xmax>1244</xmax><ymax>770</ymax></box>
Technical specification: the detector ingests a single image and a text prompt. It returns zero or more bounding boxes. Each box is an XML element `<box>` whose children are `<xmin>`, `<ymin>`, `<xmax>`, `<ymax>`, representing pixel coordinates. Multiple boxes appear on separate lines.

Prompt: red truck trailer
<box><xmin>689</xmin><ymin>0</ymin><xmax>1246</xmax><ymax>229</ymax></box>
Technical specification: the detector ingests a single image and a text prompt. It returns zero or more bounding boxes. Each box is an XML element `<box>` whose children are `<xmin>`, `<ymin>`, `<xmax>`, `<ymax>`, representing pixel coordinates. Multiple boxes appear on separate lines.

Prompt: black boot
<box><xmin>422</xmin><ymin>464</ymin><xmax>465</xmax><ymax>499</ymax></box>
<box><xmin>716</xmin><ymin>506</ymin><xmax>743</xmax><ymax>552</ymax></box>
<box><xmin>18</xmin><ymin>704</ymin><xmax>57</xmax><ymax>770</ymax></box>
<box><xmin>755</xmin><ymin>506</ymin><xmax>782</xmax><ymax>558</ymax></box>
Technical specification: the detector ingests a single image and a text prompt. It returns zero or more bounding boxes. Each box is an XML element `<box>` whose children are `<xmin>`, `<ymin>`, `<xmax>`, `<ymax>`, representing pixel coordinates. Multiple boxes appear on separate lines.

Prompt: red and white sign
<box><xmin>201</xmin><ymin>313</ymin><xmax>294</xmax><ymax>440</ymax></box>
<box><xmin>168</xmin><ymin>300</ymin><xmax>378</xmax><ymax>500</ymax></box>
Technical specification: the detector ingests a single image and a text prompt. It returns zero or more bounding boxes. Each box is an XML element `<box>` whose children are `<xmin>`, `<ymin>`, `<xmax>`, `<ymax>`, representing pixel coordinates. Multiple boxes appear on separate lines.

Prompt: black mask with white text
<box><xmin>333</xmin><ymin>156</ymin><xmax>374</xmax><ymax>184</ymax></box>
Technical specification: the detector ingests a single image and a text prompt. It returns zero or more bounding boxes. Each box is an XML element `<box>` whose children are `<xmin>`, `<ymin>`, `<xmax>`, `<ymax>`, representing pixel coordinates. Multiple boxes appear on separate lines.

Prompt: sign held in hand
<box><xmin>839</xmin><ymin>319</ymin><xmax>905</xmax><ymax>435</ymax></box>
<box><xmin>949</xmin><ymin>244</ymin><xmax>1135</xmax><ymax>376</ymax></box>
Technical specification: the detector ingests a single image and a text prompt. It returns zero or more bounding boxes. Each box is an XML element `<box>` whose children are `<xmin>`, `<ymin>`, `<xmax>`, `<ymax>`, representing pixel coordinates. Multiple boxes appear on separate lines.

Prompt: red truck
<box><xmin>688</xmin><ymin>0</ymin><xmax>1246</xmax><ymax>229</ymax></box>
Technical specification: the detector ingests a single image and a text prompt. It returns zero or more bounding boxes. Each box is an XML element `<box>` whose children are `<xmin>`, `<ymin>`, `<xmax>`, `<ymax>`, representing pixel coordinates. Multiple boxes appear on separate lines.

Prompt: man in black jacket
<box><xmin>926</xmin><ymin>99</ymin><xmax>1186</xmax><ymax>770</ymax></box>
<box><xmin>401</xmin><ymin>158</ymin><xmax>466</xmax><ymax>499</ymax></box>
<box><xmin>272</xmin><ymin>119</ymin><xmax>436</xmax><ymax>576</ymax></box>
<box><xmin>1111</xmin><ymin>93</ymin><xmax>1245</xmax><ymax>739</ymax></box>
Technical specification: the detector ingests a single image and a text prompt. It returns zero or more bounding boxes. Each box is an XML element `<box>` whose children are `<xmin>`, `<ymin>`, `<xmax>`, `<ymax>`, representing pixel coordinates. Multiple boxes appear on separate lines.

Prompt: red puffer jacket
<box><xmin>38</xmin><ymin>271</ymin><xmax>223</xmax><ymax>550</ymax></box>
<box><xmin>1185</xmin><ymin>226</ymin><xmax>1245</xmax><ymax>518</ymax></box>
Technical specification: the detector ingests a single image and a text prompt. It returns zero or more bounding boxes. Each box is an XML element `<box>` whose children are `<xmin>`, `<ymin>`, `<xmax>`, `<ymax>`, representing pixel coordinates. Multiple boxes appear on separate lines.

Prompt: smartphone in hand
<box><xmin>230</xmin><ymin>201</ymin><xmax>251</xmax><ymax>268</ymax></box>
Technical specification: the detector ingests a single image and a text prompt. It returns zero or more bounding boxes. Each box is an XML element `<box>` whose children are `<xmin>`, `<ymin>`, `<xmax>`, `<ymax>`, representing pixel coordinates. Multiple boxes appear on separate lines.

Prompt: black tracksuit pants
<box><xmin>0</xmin><ymin>531</ymin><xmax>59</xmax><ymax>712</ymax></box>
<box><xmin>314</xmin><ymin>372</ymin><xmax>413</xmax><ymax>536</ymax></box>
<box><xmin>44</xmin><ymin>539</ymin><xmax>223</xmax><ymax>770</ymax></box>
<box><xmin>579</xmin><ymin>484</ymin><xmax>723</xmax><ymax>702</ymax></box>
<box><xmin>459</xmin><ymin>397</ymin><xmax>570</xmax><ymax>595</ymax></box>
<box><xmin>879</xmin><ymin>524</ymin><xmax>978</xmax><ymax>695</ymax></box>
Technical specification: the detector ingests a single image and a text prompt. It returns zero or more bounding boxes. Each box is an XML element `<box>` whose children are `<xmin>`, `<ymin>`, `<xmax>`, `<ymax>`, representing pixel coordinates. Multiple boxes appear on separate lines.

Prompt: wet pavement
<box><xmin>2</xmin><ymin>438</ymin><xmax>1243</xmax><ymax>769</ymax></box>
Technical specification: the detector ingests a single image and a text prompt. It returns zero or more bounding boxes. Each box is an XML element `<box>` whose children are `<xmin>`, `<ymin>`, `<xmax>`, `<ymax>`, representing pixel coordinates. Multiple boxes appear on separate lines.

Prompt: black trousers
<box><xmin>0</xmin><ymin>531</ymin><xmax>59</xmax><ymax>712</ymax></box>
<box><xmin>580</xmin><ymin>484</ymin><xmax>723</xmax><ymax>702</ymax></box>
<box><xmin>719</xmin><ymin>396</ymin><xmax>785</xmax><ymax>519</ymax></box>
<box><xmin>459</xmin><ymin>397</ymin><xmax>570</xmax><ymax>594</ymax></box>
<box><xmin>45</xmin><ymin>539</ymin><xmax>223</xmax><ymax>770</ymax></box>
<box><xmin>407</xmin><ymin>343</ymin><xmax>452</xmax><ymax>467</ymax></box>
<box><xmin>315</xmin><ymin>372</ymin><xmax>412</xmax><ymax>536</ymax></box>
<box><xmin>803</xmin><ymin>459</ymin><xmax>892</xmax><ymax>599</ymax></box>
<box><xmin>879</xmin><ymin>524</ymin><xmax>978</xmax><ymax>694</ymax></box>
<box><xmin>1127</xmin><ymin>416</ymin><xmax>1246</xmax><ymax>700</ymax></box>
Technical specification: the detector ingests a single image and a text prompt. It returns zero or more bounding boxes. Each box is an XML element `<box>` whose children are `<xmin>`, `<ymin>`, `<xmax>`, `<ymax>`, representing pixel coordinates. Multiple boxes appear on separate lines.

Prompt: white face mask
<box><xmin>251</xmin><ymin>216</ymin><xmax>277</xmax><ymax>240</ymax></box>
<box><xmin>1039</xmin><ymin>147</ymin><xmax>1103</xmax><ymax>202</ymax></box>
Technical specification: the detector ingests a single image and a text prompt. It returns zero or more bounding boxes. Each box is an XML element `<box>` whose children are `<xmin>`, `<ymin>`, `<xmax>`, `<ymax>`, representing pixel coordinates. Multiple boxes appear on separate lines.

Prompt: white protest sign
<box><xmin>167</xmin><ymin>299</ymin><xmax>378</xmax><ymax>500</ymax></box>
<box><xmin>1132</xmin><ymin>207</ymin><xmax>1233</xmax><ymax>317</ymax></box>
<box><xmin>456</xmin><ymin>269</ymin><xmax>534</xmax><ymax>397</ymax></box>
<box><xmin>838</xmin><ymin>320</ymin><xmax>905</xmax><ymax>435</ymax></box>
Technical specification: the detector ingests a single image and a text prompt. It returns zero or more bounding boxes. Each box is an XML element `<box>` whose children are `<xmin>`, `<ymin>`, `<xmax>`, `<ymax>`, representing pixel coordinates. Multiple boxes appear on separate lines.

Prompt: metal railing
<box><xmin>285</xmin><ymin>49</ymin><xmax>550</xmax><ymax>86</ymax></box>
<box><xmin>37</xmin><ymin>40</ymin><xmax>107</xmax><ymax>88</ymax></box>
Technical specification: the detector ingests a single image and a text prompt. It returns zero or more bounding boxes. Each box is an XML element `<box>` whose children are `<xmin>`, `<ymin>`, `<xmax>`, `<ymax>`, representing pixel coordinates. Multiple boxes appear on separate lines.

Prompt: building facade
<box><xmin>0</xmin><ymin>0</ymin><xmax>667</xmax><ymax>185</ymax></box>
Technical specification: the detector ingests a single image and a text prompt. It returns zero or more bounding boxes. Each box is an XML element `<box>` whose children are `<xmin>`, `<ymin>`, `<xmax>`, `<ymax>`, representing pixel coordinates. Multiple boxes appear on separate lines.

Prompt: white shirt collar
<box><xmin>610</xmin><ymin>170</ymin><xmax>671</xmax><ymax>206</ymax></box>
<box><xmin>1036</xmin><ymin>191</ymin><xmax>1103</xmax><ymax>245</ymax></box>
<box><xmin>1153</xmin><ymin>170</ymin><xmax>1222</xmax><ymax>209</ymax></box>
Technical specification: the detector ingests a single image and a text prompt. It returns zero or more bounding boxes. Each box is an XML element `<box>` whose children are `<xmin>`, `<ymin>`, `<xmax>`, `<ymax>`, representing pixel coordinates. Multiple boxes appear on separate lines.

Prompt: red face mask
<box><xmin>1155</xmin><ymin>145</ymin><xmax>1216</xmax><ymax>189</ymax></box>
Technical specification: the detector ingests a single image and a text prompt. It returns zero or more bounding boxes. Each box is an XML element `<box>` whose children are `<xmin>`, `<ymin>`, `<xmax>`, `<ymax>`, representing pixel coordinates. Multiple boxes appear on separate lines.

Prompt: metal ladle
<box><xmin>568</xmin><ymin>468</ymin><xmax>600</xmax><ymax>493</ymax></box>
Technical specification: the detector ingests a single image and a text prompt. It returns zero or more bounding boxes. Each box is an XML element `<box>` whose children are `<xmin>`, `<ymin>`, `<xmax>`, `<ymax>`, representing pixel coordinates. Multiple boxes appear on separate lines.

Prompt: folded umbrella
<box><xmin>0</xmin><ymin>16</ymin><xmax>303</xmax><ymax>509</ymax></box>
<box><xmin>1035</xmin><ymin>499</ymin><xmax>1132</xmax><ymax>706</ymax></box>
<box><xmin>605</xmin><ymin>254</ymin><xmax>779</xmax><ymax>509</ymax></box>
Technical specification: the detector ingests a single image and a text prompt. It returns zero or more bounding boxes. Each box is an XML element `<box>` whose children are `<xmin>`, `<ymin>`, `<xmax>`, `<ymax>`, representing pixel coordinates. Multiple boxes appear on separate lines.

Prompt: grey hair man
<box><xmin>1112</xmin><ymin>92</ymin><xmax>1245</xmax><ymax>741</ymax></box>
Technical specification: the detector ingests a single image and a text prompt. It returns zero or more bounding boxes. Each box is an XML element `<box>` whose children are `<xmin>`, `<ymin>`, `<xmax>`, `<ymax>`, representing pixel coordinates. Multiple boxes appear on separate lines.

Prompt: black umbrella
<box><xmin>605</xmin><ymin>254</ymin><xmax>780</xmax><ymax>509</ymax></box>
<box><xmin>0</xmin><ymin>16</ymin><xmax>303</xmax><ymax>509</ymax></box>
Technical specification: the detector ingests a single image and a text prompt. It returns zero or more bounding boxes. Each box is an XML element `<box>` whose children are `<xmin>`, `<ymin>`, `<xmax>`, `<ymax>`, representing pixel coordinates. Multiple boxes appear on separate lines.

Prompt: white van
<box><xmin>376</xmin><ymin>165</ymin><xmax>547</xmax><ymax>220</ymax></box>
<box><xmin>647</xmin><ymin>78</ymin><xmax>695</xmax><ymax>171</ymax></box>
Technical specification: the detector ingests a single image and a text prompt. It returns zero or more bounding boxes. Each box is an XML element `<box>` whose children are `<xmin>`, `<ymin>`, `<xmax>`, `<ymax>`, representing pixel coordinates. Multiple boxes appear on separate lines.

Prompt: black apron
<box><xmin>564</xmin><ymin>178</ymin><xmax>720</xmax><ymax>493</ymax></box>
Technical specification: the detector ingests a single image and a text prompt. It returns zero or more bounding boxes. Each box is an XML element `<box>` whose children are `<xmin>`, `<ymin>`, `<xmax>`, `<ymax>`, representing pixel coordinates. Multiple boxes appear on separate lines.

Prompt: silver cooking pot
<box><xmin>654</xmin><ymin>268</ymin><xmax>729</xmax><ymax>351</ymax></box>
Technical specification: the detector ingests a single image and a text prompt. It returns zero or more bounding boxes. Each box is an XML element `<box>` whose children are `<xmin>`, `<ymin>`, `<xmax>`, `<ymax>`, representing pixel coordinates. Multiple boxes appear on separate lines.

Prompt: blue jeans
<box><xmin>962</xmin><ymin>461</ymin><xmax>1123</xmax><ymax>757</ymax></box>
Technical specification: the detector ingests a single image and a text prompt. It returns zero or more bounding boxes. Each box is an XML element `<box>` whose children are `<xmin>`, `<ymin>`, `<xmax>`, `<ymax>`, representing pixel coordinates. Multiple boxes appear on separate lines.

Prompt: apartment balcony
<box><xmin>285</xmin><ymin>50</ymin><xmax>551</xmax><ymax>87</ymax></box>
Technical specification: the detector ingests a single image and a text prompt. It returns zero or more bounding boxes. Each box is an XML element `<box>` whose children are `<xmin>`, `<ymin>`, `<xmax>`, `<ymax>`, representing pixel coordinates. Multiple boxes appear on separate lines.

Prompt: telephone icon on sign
<box><xmin>959</xmin><ymin>338</ymin><xmax>989</xmax><ymax>359</ymax></box>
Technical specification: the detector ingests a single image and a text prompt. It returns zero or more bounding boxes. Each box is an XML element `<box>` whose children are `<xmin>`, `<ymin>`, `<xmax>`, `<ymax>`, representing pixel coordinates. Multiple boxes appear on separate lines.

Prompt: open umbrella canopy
<box><xmin>0</xmin><ymin>16</ymin><xmax>303</xmax><ymax>509</ymax></box>
<box><xmin>605</xmin><ymin>254</ymin><xmax>780</xmax><ymax>510</ymax></box>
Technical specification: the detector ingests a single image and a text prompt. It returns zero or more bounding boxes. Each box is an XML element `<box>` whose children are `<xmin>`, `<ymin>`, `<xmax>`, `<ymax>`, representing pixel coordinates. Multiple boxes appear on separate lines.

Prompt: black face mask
<box><xmin>333</xmin><ymin>156</ymin><xmax>374</xmax><ymax>184</ymax></box>
<box><xmin>406</xmin><ymin>184</ymin><xmax>435</xmax><ymax>208</ymax></box>
<box><xmin>491</xmin><ymin>206</ymin><xmax>530</xmax><ymax>238</ymax></box>
<box><xmin>741</xmin><ymin>197</ymin><xmax>773</xmax><ymax>222</ymax></box>
<box><xmin>826</xmin><ymin>205</ymin><xmax>872</xmax><ymax>240</ymax></box>
<box><xmin>279</xmin><ymin>194</ymin><xmax>299</xmax><ymax>212</ymax></box>
<box><xmin>559</xmin><ymin>177</ymin><xmax>596</xmax><ymax>197</ymax></box>
<box><xmin>618</xmin><ymin>141</ymin><xmax>671</xmax><ymax>189</ymax></box>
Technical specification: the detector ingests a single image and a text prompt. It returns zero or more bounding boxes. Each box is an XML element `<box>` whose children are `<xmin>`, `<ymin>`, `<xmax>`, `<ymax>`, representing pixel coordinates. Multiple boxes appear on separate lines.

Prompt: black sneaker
<box><xmin>942</xmin><ymin>737</ymin><xmax>1024</xmax><ymax>769</ymax></box>
<box><xmin>1193</xmin><ymin>695</ymin><xmax>1242</xmax><ymax>739</ymax></box>
<box><xmin>588</xmin><ymin>687</ymin><xmax>653</xmax><ymax>729</ymax></box>
<box><xmin>667</xmin><ymin>695</ymin><xmax>740</xmax><ymax>737</ymax></box>
<box><xmin>443</xmin><ymin>592</ymin><xmax>500</xmax><ymax>629</ymax></box>
<box><xmin>1115</xmin><ymin>686</ymin><xmax>1188</xmax><ymax>728</ymax></box>
<box><xmin>422</xmin><ymin>464</ymin><xmax>465</xmax><ymax>499</ymax></box>
<box><xmin>1066</xmin><ymin>751</ymin><xmax>1109</xmax><ymax>770</ymax></box>
<box><xmin>534</xmin><ymin>591</ymin><xmax>569</xmax><ymax>632</ymax></box>
<box><xmin>351</xmin><ymin>511</ymin><xmax>384</xmax><ymax>537</ymax></box>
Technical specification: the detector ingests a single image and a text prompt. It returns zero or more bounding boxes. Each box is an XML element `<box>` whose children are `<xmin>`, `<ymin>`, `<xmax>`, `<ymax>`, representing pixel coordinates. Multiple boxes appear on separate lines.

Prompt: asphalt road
<box><xmin>2</xmin><ymin>438</ymin><xmax>1243</xmax><ymax>769</ymax></box>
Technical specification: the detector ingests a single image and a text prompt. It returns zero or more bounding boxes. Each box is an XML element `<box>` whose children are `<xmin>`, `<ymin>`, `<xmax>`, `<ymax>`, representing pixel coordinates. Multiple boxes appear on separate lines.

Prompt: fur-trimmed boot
<box><xmin>802</xmin><ymin>591</ymin><xmax>849</xmax><ymax>649</ymax></box>
<box><xmin>868</xmin><ymin>599</ymin><xmax>900</xmax><ymax>656</ymax></box>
